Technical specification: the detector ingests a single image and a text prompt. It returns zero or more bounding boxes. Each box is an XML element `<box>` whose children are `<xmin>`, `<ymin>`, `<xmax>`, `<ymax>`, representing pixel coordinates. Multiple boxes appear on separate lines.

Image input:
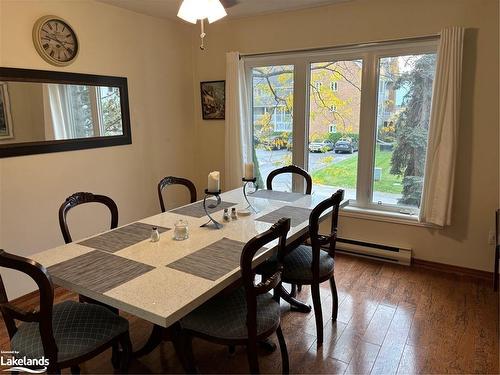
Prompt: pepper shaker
<box><xmin>223</xmin><ymin>208</ymin><xmax>231</xmax><ymax>222</ymax></box>
<box><xmin>231</xmin><ymin>207</ymin><xmax>238</xmax><ymax>220</ymax></box>
<box><xmin>151</xmin><ymin>227</ymin><xmax>160</xmax><ymax>242</ymax></box>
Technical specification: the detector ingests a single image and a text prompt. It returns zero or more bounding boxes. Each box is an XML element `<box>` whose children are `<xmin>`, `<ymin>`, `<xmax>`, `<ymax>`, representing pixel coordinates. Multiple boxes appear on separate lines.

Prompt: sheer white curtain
<box><xmin>224</xmin><ymin>52</ymin><xmax>251</xmax><ymax>190</ymax></box>
<box><xmin>420</xmin><ymin>27</ymin><xmax>465</xmax><ymax>226</ymax></box>
<box><xmin>42</xmin><ymin>83</ymin><xmax>77</xmax><ymax>140</ymax></box>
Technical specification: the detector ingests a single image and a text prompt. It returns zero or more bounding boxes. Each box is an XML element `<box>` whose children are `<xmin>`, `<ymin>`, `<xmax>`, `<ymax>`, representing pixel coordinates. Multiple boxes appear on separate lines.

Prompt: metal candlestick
<box><xmin>242</xmin><ymin>178</ymin><xmax>259</xmax><ymax>213</ymax></box>
<box><xmin>200</xmin><ymin>189</ymin><xmax>223</xmax><ymax>229</ymax></box>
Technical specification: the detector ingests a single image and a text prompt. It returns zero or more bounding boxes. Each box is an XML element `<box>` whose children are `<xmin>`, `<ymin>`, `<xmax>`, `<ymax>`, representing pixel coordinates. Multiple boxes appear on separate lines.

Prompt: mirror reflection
<box><xmin>0</xmin><ymin>81</ymin><xmax>123</xmax><ymax>144</ymax></box>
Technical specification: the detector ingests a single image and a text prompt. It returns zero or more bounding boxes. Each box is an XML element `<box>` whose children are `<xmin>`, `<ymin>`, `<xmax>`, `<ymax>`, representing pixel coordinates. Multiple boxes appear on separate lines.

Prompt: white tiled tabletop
<box><xmin>32</xmin><ymin>188</ymin><xmax>345</xmax><ymax>328</ymax></box>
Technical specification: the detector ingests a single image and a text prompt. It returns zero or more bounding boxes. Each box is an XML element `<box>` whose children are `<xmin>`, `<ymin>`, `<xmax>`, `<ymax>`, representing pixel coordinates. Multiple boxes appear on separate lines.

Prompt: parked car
<box><xmin>334</xmin><ymin>137</ymin><xmax>358</xmax><ymax>154</ymax></box>
<box><xmin>309</xmin><ymin>140</ymin><xmax>334</xmax><ymax>153</ymax></box>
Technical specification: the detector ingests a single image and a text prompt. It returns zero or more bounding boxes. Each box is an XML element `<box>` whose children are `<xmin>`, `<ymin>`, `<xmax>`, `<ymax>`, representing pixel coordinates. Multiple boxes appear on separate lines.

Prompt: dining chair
<box><xmin>158</xmin><ymin>176</ymin><xmax>197</xmax><ymax>213</ymax></box>
<box><xmin>179</xmin><ymin>218</ymin><xmax>291</xmax><ymax>374</ymax></box>
<box><xmin>266</xmin><ymin>165</ymin><xmax>313</xmax><ymax>195</ymax></box>
<box><xmin>59</xmin><ymin>192</ymin><xmax>119</xmax><ymax>244</ymax></box>
<box><xmin>281</xmin><ymin>189</ymin><xmax>344</xmax><ymax>347</ymax></box>
<box><xmin>0</xmin><ymin>250</ymin><xmax>132</xmax><ymax>374</ymax></box>
<box><xmin>266</xmin><ymin>165</ymin><xmax>312</xmax><ymax>296</ymax></box>
<box><xmin>58</xmin><ymin>192</ymin><xmax>119</xmax><ymax>309</ymax></box>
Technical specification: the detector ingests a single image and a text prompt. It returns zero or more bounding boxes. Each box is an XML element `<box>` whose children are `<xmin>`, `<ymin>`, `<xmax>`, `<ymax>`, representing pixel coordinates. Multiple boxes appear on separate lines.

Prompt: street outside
<box><xmin>256</xmin><ymin>148</ymin><xmax>402</xmax><ymax>204</ymax></box>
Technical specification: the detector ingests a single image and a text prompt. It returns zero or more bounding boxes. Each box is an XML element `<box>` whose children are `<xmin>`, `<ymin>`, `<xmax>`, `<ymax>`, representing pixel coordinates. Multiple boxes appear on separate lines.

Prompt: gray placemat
<box><xmin>48</xmin><ymin>250</ymin><xmax>154</xmax><ymax>293</ymax></box>
<box><xmin>170</xmin><ymin>200</ymin><xmax>237</xmax><ymax>218</ymax></box>
<box><xmin>78</xmin><ymin>222</ymin><xmax>170</xmax><ymax>253</ymax></box>
<box><xmin>256</xmin><ymin>206</ymin><xmax>312</xmax><ymax>227</ymax></box>
<box><xmin>251</xmin><ymin>190</ymin><xmax>305</xmax><ymax>202</ymax></box>
<box><xmin>166</xmin><ymin>238</ymin><xmax>265</xmax><ymax>281</ymax></box>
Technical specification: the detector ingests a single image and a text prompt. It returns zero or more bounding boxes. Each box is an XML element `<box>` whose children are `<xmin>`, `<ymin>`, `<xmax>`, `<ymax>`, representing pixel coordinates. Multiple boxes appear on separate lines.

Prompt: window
<box><xmin>246</xmin><ymin>39</ymin><xmax>438</xmax><ymax>217</ymax></box>
<box><xmin>309</xmin><ymin>60</ymin><xmax>362</xmax><ymax>200</ymax></box>
<box><xmin>372</xmin><ymin>53</ymin><xmax>436</xmax><ymax>209</ymax></box>
<box><xmin>251</xmin><ymin>65</ymin><xmax>294</xmax><ymax>191</ymax></box>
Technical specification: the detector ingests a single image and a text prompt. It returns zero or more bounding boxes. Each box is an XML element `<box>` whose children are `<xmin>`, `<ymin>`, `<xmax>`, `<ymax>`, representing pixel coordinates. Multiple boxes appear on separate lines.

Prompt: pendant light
<box><xmin>177</xmin><ymin>0</ymin><xmax>227</xmax><ymax>50</ymax></box>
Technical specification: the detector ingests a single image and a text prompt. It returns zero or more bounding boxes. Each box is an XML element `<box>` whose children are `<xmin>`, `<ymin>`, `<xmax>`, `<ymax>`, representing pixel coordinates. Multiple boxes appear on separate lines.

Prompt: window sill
<box><xmin>340</xmin><ymin>204</ymin><xmax>440</xmax><ymax>228</ymax></box>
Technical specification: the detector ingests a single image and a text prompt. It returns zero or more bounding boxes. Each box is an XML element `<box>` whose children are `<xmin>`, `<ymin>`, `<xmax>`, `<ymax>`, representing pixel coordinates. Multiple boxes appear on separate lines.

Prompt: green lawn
<box><xmin>312</xmin><ymin>150</ymin><xmax>403</xmax><ymax>194</ymax></box>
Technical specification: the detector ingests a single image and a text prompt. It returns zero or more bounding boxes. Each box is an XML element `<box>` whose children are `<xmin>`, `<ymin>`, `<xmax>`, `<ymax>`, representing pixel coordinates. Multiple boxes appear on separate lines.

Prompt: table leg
<box><xmin>279</xmin><ymin>284</ymin><xmax>312</xmax><ymax>313</ymax></box>
<box><xmin>259</xmin><ymin>338</ymin><xmax>277</xmax><ymax>353</ymax></box>
<box><xmin>133</xmin><ymin>324</ymin><xmax>165</xmax><ymax>358</ymax></box>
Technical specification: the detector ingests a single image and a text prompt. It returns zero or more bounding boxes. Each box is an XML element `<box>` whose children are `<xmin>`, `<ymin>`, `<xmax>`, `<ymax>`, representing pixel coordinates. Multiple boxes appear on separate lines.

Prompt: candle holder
<box><xmin>200</xmin><ymin>189</ymin><xmax>223</xmax><ymax>229</ymax></box>
<box><xmin>242</xmin><ymin>178</ymin><xmax>259</xmax><ymax>213</ymax></box>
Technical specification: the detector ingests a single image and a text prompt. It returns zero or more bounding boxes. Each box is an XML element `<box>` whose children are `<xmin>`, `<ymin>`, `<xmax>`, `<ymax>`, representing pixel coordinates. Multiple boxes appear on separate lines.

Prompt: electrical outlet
<box><xmin>488</xmin><ymin>230</ymin><xmax>496</xmax><ymax>245</ymax></box>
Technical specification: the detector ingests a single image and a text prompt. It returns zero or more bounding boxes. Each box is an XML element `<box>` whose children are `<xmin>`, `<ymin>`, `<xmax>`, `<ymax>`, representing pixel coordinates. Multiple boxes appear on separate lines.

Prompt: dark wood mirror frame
<box><xmin>0</xmin><ymin>67</ymin><xmax>131</xmax><ymax>158</ymax></box>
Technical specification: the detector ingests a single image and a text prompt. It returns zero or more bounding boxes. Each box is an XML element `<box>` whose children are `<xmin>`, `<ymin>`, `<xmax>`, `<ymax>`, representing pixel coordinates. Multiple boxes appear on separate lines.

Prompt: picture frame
<box><xmin>0</xmin><ymin>82</ymin><xmax>13</xmax><ymax>139</ymax></box>
<box><xmin>200</xmin><ymin>80</ymin><xmax>225</xmax><ymax>120</ymax></box>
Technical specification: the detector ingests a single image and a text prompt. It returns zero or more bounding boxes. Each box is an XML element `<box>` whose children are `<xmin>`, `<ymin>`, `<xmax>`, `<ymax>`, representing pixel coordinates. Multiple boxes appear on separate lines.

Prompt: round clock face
<box><xmin>33</xmin><ymin>16</ymin><xmax>78</xmax><ymax>66</ymax></box>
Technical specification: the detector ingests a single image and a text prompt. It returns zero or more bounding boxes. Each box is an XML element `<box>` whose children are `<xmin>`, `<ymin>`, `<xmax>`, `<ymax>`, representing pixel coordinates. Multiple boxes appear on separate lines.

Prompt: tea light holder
<box><xmin>242</xmin><ymin>178</ymin><xmax>259</xmax><ymax>213</ymax></box>
<box><xmin>174</xmin><ymin>219</ymin><xmax>189</xmax><ymax>241</ymax></box>
<box><xmin>200</xmin><ymin>189</ymin><xmax>223</xmax><ymax>229</ymax></box>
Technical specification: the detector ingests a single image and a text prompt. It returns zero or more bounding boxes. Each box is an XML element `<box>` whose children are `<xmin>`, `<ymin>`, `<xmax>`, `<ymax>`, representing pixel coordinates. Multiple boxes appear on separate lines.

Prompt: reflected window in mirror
<box><xmin>42</xmin><ymin>84</ymin><xmax>123</xmax><ymax>140</ymax></box>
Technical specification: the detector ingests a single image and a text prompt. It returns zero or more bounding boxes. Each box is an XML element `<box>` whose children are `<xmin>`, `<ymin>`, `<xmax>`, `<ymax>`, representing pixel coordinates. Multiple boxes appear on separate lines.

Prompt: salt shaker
<box><xmin>231</xmin><ymin>207</ymin><xmax>238</xmax><ymax>220</ymax></box>
<box><xmin>223</xmin><ymin>208</ymin><xmax>231</xmax><ymax>222</ymax></box>
<box><xmin>151</xmin><ymin>227</ymin><xmax>160</xmax><ymax>242</ymax></box>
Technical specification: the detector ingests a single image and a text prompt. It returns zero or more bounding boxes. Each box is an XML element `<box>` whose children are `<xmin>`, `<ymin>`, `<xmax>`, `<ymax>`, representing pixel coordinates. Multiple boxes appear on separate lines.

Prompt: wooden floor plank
<box><xmin>362</xmin><ymin>304</ymin><xmax>396</xmax><ymax>345</ymax></box>
<box><xmin>371</xmin><ymin>302</ymin><xmax>416</xmax><ymax>375</ymax></box>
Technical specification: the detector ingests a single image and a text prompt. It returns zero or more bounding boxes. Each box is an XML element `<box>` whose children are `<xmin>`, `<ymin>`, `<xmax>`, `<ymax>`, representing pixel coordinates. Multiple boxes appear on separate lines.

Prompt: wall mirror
<box><xmin>0</xmin><ymin>67</ymin><xmax>131</xmax><ymax>157</ymax></box>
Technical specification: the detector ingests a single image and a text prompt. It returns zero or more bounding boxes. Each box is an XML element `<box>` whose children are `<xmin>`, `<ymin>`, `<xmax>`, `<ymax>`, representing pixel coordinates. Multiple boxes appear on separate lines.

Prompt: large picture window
<box><xmin>246</xmin><ymin>39</ymin><xmax>438</xmax><ymax>218</ymax></box>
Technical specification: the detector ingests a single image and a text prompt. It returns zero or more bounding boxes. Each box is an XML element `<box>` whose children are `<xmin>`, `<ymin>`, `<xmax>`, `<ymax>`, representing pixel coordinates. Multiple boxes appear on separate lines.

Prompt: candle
<box><xmin>244</xmin><ymin>163</ymin><xmax>254</xmax><ymax>180</ymax></box>
<box><xmin>207</xmin><ymin>171</ymin><xmax>220</xmax><ymax>192</ymax></box>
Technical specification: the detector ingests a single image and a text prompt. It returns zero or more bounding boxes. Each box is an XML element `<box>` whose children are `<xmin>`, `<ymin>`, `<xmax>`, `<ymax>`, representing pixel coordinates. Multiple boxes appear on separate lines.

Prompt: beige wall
<box><xmin>0</xmin><ymin>0</ymin><xmax>196</xmax><ymax>298</ymax></box>
<box><xmin>191</xmin><ymin>0</ymin><xmax>499</xmax><ymax>271</ymax></box>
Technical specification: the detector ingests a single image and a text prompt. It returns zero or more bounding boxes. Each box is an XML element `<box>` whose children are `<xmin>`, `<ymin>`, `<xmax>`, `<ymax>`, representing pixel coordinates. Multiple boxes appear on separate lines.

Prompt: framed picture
<box><xmin>0</xmin><ymin>82</ymin><xmax>13</xmax><ymax>139</ymax></box>
<box><xmin>200</xmin><ymin>80</ymin><xmax>225</xmax><ymax>120</ymax></box>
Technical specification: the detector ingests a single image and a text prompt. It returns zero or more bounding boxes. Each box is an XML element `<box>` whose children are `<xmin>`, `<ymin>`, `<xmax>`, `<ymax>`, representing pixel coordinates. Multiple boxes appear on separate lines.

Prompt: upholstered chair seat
<box><xmin>11</xmin><ymin>301</ymin><xmax>129</xmax><ymax>362</ymax></box>
<box><xmin>181</xmin><ymin>287</ymin><xmax>280</xmax><ymax>341</ymax></box>
<box><xmin>282</xmin><ymin>246</ymin><xmax>334</xmax><ymax>282</ymax></box>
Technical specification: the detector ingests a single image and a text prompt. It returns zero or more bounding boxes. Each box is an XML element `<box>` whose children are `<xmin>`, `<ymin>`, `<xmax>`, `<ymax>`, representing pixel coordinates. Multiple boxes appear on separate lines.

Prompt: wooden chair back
<box><xmin>59</xmin><ymin>192</ymin><xmax>119</xmax><ymax>244</ymax></box>
<box><xmin>266</xmin><ymin>165</ymin><xmax>313</xmax><ymax>194</ymax></box>
<box><xmin>240</xmin><ymin>218</ymin><xmax>291</xmax><ymax>340</ymax></box>
<box><xmin>0</xmin><ymin>250</ymin><xmax>58</xmax><ymax>361</ymax></box>
<box><xmin>158</xmin><ymin>176</ymin><xmax>197</xmax><ymax>213</ymax></box>
<box><xmin>308</xmin><ymin>190</ymin><xmax>344</xmax><ymax>279</ymax></box>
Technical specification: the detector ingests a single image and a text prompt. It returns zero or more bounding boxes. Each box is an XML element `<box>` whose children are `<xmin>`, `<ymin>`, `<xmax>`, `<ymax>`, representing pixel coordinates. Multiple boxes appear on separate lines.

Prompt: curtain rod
<box><xmin>239</xmin><ymin>34</ymin><xmax>440</xmax><ymax>59</ymax></box>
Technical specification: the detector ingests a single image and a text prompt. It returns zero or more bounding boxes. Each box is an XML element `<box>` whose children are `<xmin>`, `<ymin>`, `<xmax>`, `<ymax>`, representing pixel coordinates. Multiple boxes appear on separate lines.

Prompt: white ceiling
<box><xmin>98</xmin><ymin>0</ymin><xmax>348</xmax><ymax>21</ymax></box>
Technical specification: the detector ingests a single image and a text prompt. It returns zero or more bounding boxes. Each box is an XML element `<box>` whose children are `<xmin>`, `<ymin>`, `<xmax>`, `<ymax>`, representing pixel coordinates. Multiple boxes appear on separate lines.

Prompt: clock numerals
<box><xmin>35</xmin><ymin>18</ymin><xmax>78</xmax><ymax>64</ymax></box>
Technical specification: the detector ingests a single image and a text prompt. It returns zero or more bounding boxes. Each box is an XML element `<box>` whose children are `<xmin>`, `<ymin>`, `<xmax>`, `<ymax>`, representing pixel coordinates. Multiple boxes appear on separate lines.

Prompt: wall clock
<box><xmin>32</xmin><ymin>15</ymin><xmax>79</xmax><ymax>67</ymax></box>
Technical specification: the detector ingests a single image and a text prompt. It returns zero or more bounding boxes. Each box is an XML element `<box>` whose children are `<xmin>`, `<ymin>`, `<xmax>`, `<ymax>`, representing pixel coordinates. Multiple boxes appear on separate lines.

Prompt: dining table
<box><xmin>31</xmin><ymin>187</ymin><xmax>348</xmax><ymax>357</ymax></box>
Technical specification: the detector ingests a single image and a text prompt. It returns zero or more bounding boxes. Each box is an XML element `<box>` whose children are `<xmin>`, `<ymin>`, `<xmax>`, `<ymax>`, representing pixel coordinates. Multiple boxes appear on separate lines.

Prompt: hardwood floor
<box><xmin>1</xmin><ymin>254</ymin><xmax>498</xmax><ymax>374</ymax></box>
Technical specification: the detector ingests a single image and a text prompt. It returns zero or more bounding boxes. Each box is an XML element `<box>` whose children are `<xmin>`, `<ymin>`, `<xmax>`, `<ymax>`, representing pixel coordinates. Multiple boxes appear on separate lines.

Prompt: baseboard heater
<box><xmin>333</xmin><ymin>237</ymin><xmax>412</xmax><ymax>266</ymax></box>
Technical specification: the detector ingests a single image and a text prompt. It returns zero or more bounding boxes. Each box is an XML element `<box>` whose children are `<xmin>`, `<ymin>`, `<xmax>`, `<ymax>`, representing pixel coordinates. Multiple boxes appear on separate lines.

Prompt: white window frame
<box><xmin>245</xmin><ymin>39</ymin><xmax>438</xmax><ymax>219</ymax></box>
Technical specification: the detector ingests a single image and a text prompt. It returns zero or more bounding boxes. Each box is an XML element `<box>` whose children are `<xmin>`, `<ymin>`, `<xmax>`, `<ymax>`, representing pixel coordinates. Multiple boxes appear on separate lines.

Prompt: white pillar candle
<box><xmin>207</xmin><ymin>171</ymin><xmax>220</xmax><ymax>192</ymax></box>
<box><xmin>244</xmin><ymin>163</ymin><xmax>254</xmax><ymax>180</ymax></box>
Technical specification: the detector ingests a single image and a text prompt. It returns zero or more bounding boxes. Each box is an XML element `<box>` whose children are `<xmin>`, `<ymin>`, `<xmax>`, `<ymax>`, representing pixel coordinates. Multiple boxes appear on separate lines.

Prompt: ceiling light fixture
<box><xmin>177</xmin><ymin>0</ymin><xmax>227</xmax><ymax>50</ymax></box>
